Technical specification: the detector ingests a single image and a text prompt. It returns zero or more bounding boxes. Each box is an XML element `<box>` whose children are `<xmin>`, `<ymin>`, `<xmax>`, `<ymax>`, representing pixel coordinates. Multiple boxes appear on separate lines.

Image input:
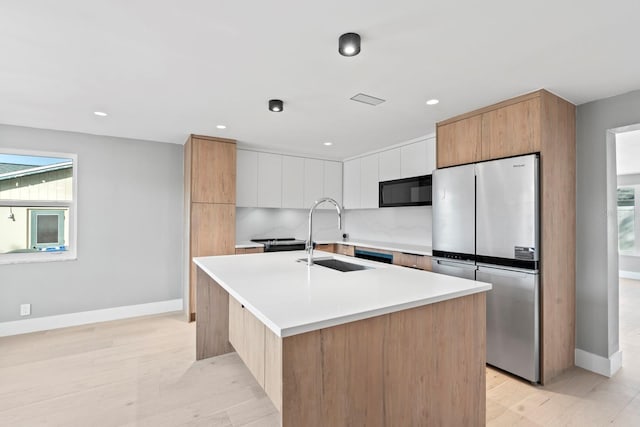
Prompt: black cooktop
<box><xmin>250</xmin><ymin>237</ymin><xmax>307</xmax><ymax>252</ymax></box>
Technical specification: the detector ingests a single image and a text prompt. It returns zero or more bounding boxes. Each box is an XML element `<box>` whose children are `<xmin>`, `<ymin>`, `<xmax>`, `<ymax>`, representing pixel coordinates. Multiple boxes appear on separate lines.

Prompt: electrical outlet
<box><xmin>20</xmin><ymin>304</ymin><xmax>31</xmax><ymax>316</ymax></box>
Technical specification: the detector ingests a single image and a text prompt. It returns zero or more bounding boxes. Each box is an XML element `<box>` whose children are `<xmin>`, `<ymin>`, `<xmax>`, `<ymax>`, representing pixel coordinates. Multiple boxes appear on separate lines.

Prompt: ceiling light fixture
<box><xmin>93</xmin><ymin>111</ymin><xmax>108</xmax><ymax>117</ymax></box>
<box><xmin>323</xmin><ymin>142</ymin><xmax>333</xmax><ymax>146</ymax></box>
<box><xmin>269</xmin><ymin>99</ymin><xmax>283</xmax><ymax>112</ymax></box>
<box><xmin>216</xmin><ymin>125</ymin><xmax>227</xmax><ymax>129</ymax></box>
<box><xmin>339</xmin><ymin>33</ymin><xmax>361</xmax><ymax>57</ymax></box>
<box><xmin>426</xmin><ymin>99</ymin><xmax>440</xmax><ymax>105</ymax></box>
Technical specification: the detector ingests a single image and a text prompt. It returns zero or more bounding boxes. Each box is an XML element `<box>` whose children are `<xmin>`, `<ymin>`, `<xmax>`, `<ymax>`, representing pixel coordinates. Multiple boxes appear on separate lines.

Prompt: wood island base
<box><xmin>196</xmin><ymin>266</ymin><xmax>487</xmax><ymax>426</ymax></box>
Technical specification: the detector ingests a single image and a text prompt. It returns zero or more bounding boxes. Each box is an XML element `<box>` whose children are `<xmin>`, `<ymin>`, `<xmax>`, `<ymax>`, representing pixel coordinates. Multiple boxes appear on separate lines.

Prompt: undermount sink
<box><xmin>298</xmin><ymin>257</ymin><xmax>373</xmax><ymax>272</ymax></box>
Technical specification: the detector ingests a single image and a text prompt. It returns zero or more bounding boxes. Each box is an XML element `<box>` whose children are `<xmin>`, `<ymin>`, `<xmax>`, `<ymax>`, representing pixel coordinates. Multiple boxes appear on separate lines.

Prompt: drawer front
<box><xmin>393</xmin><ymin>252</ymin><xmax>418</xmax><ymax>268</ymax></box>
<box><xmin>315</xmin><ymin>243</ymin><xmax>335</xmax><ymax>253</ymax></box>
<box><xmin>336</xmin><ymin>244</ymin><xmax>355</xmax><ymax>256</ymax></box>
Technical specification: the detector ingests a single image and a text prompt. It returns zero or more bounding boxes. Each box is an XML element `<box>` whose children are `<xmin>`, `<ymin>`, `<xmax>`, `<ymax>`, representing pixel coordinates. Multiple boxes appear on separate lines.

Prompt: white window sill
<box><xmin>0</xmin><ymin>251</ymin><xmax>77</xmax><ymax>265</ymax></box>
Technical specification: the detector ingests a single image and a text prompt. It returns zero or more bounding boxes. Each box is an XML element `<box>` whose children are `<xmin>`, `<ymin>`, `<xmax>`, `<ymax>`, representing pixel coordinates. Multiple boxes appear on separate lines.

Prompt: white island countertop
<box><xmin>194</xmin><ymin>251</ymin><xmax>490</xmax><ymax>338</ymax></box>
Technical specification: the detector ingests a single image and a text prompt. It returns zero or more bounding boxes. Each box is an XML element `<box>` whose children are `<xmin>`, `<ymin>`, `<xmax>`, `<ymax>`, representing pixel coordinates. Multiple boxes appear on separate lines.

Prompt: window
<box><xmin>618</xmin><ymin>186</ymin><xmax>637</xmax><ymax>254</ymax></box>
<box><xmin>0</xmin><ymin>149</ymin><xmax>77</xmax><ymax>263</ymax></box>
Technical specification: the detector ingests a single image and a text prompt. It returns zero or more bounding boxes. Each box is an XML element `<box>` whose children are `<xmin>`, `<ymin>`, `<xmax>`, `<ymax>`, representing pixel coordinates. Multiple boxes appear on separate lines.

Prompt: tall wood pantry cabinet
<box><xmin>436</xmin><ymin>89</ymin><xmax>576</xmax><ymax>384</ymax></box>
<box><xmin>184</xmin><ymin>135</ymin><xmax>236</xmax><ymax>321</ymax></box>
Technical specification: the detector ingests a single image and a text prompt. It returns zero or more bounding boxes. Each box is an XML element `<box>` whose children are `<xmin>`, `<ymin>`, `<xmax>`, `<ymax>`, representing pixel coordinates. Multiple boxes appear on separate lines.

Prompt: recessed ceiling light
<box><xmin>426</xmin><ymin>99</ymin><xmax>439</xmax><ymax>106</ymax></box>
<box><xmin>216</xmin><ymin>125</ymin><xmax>226</xmax><ymax>129</ymax></box>
<box><xmin>94</xmin><ymin>111</ymin><xmax>108</xmax><ymax>117</ymax></box>
<box><xmin>323</xmin><ymin>142</ymin><xmax>333</xmax><ymax>146</ymax></box>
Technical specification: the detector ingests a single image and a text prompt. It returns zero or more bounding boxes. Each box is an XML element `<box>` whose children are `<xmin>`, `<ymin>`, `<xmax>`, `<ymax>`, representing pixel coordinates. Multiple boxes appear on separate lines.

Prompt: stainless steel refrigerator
<box><xmin>432</xmin><ymin>154</ymin><xmax>540</xmax><ymax>383</ymax></box>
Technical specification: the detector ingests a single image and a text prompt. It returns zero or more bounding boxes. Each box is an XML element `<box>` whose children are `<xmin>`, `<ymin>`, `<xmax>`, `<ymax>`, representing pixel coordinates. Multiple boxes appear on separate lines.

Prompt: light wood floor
<box><xmin>1</xmin><ymin>279</ymin><xmax>639</xmax><ymax>426</ymax></box>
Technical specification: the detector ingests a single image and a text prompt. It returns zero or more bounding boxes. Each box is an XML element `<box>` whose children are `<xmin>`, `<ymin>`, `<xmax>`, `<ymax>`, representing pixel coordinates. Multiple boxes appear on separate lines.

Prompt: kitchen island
<box><xmin>194</xmin><ymin>251</ymin><xmax>491</xmax><ymax>427</ymax></box>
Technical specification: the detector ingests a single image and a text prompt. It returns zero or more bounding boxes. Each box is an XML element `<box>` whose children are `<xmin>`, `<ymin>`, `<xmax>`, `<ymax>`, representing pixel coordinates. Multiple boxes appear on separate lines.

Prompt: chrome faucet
<box><xmin>307</xmin><ymin>197</ymin><xmax>342</xmax><ymax>266</ymax></box>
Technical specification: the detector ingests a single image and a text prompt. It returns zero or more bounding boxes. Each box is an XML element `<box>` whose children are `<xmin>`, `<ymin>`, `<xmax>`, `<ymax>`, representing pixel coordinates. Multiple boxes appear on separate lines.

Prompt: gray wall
<box><xmin>0</xmin><ymin>124</ymin><xmax>184</xmax><ymax>322</ymax></box>
<box><xmin>577</xmin><ymin>89</ymin><xmax>640</xmax><ymax>359</ymax></box>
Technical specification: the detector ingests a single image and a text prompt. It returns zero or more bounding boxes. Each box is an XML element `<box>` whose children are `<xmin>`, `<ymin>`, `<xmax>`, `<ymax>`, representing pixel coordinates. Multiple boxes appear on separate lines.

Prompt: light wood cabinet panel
<box><xmin>228</xmin><ymin>295</ymin><xmax>266</xmax><ymax>388</ymax></box>
<box><xmin>282</xmin><ymin>156</ymin><xmax>304</xmax><ymax>209</ymax></box>
<box><xmin>185</xmin><ymin>135</ymin><xmax>236</xmax><ymax>320</ymax></box>
<box><xmin>379</xmin><ymin>148</ymin><xmax>401</xmax><ymax>181</ymax></box>
<box><xmin>436</xmin><ymin>116</ymin><xmax>482</xmax><ymax>168</ymax></box>
<box><xmin>264</xmin><ymin>326</ymin><xmax>283</xmax><ymax>412</ymax></box>
<box><xmin>322</xmin><ymin>160</ymin><xmax>343</xmax><ymax>209</ymax></box>
<box><xmin>315</xmin><ymin>243</ymin><xmax>335</xmax><ymax>253</ymax></box>
<box><xmin>303</xmin><ymin>158</ymin><xmax>324</xmax><ymax>209</ymax></box>
<box><xmin>228</xmin><ymin>294</ymin><xmax>244</xmax><ymax>355</ymax></box>
<box><xmin>335</xmin><ymin>244</ymin><xmax>354</xmax><ymax>256</ymax></box>
<box><xmin>190</xmin><ymin>203</ymin><xmax>235</xmax><ymax>316</ymax></box>
<box><xmin>343</xmin><ymin>159</ymin><xmax>361</xmax><ymax>209</ymax></box>
<box><xmin>416</xmin><ymin>255</ymin><xmax>432</xmax><ymax>271</ymax></box>
<box><xmin>481</xmin><ymin>97</ymin><xmax>541</xmax><ymax>160</ymax></box>
<box><xmin>393</xmin><ymin>252</ymin><xmax>418</xmax><ymax>268</ymax></box>
<box><xmin>196</xmin><ymin>269</ymin><xmax>233</xmax><ymax>359</ymax></box>
<box><xmin>236</xmin><ymin>150</ymin><xmax>258</xmax><ymax>207</ymax></box>
<box><xmin>191</xmin><ymin>137</ymin><xmax>236</xmax><ymax>204</ymax></box>
<box><xmin>242</xmin><ymin>304</ymin><xmax>266</xmax><ymax>387</ymax></box>
<box><xmin>235</xmin><ymin>247</ymin><xmax>264</xmax><ymax>254</ymax></box>
<box><xmin>257</xmin><ymin>153</ymin><xmax>282</xmax><ymax>208</ymax></box>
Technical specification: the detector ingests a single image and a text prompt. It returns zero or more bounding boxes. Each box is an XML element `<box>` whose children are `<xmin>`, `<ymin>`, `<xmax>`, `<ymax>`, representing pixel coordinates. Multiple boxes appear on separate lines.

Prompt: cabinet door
<box><xmin>303</xmin><ymin>158</ymin><xmax>324</xmax><ymax>209</ymax></box>
<box><xmin>282</xmin><ymin>156</ymin><xmax>304</xmax><ymax>209</ymax></box>
<box><xmin>436</xmin><ymin>116</ymin><xmax>482</xmax><ymax>168</ymax></box>
<box><xmin>481</xmin><ymin>98</ymin><xmax>541</xmax><ymax>160</ymax></box>
<box><xmin>322</xmin><ymin>161</ymin><xmax>343</xmax><ymax>209</ymax></box>
<box><xmin>425</xmin><ymin>137</ymin><xmax>436</xmax><ymax>176</ymax></box>
<box><xmin>360</xmin><ymin>154</ymin><xmax>379</xmax><ymax>209</ymax></box>
<box><xmin>379</xmin><ymin>148</ymin><xmax>401</xmax><ymax>181</ymax></box>
<box><xmin>191</xmin><ymin>138</ymin><xmax>236</xmax><ymax>204</ymax></box>
<box><xmin>343</xmin><ymin>159</ymin><xmax>361</xmax><ymax>209</ymax></box>
<box><xmin>257</xmin><ymin>153</ymin><xmax>282</xmax><ymax>208</ymax></box>
<box><xmin>236</xmin><ymin>150</ymin><xmax>258</xmax><ymax>207</ymax></box>
<box><xmin>401</xmin><ymin>140</ymin><xmax>428</xmax><ymax>178</ymax></box>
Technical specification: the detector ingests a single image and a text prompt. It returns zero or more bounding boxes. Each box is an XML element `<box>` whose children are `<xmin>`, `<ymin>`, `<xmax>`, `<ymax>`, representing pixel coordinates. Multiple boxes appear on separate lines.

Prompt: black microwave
<box><xmin>379</xmin><ymin>175</ymin><xmax>432</xmax><ymax>207</ymax></box>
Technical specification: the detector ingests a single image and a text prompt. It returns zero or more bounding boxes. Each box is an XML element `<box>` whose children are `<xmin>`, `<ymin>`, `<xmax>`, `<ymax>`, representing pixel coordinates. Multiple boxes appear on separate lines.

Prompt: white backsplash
<box><xmin>343</xmin><ymin>206</ymin><xmax>432</xmax><ymax>246</ymax></box>
<box><xmin>236</xmin><ymin>206</ymin><xmax>432</xmax><ymax>246</ymax></box>
<box><xmin>236</xmin><ymin>207</ymin><xmax>343</xmax><ymax>242</ymax></box>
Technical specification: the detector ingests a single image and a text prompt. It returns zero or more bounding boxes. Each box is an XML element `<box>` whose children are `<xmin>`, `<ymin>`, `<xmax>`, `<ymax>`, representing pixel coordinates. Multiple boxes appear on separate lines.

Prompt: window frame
<box><xmin>0</xmin><ymin>148</ymin><xmax>77</xmax><ymax>265</ymax></box>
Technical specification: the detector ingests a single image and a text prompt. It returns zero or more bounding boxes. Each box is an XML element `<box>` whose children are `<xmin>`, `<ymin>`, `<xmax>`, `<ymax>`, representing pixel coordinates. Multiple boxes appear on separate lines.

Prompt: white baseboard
<box><xmin>620</xmin><ymin>270</ymin><xmax>640</xmax><ymax>280</ymax></box>
<box><xmin>0</xmin><ymin>299</ymin><xmax>183</xmax><ymax>337</ymax></box>
<box><xmin>575</xmin><ymin>348</ymin><xmax>622</xmax><ymax>377</ymax></box>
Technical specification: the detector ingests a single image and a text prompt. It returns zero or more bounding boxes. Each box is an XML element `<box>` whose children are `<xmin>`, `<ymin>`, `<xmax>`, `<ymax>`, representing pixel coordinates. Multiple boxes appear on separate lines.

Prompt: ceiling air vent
<box><xmin>350</xmin><ymin>93</ymin><xmax>386</xmax><ymax>106</ymax></box>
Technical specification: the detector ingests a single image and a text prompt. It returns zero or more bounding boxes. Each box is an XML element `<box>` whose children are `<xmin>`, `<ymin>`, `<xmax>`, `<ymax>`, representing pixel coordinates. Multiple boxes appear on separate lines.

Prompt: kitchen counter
<box><xmin>236</xmin><ymin>238</ymin><xmax>432</xmax><ymax>255</ymax></box>
<box><xmin>194</xmin><ymin>250</ymin><xmax>487</xmax><ymax>337</ymax></box>
<box><xmin>194</xmin><ymin>250</ymin><xmax>489</xmax><ymax>426</ymax></box>
<box><xmin>316</xmin><ymin>238</ymin><xmax>432</xmax><ymax>256</ymax></box>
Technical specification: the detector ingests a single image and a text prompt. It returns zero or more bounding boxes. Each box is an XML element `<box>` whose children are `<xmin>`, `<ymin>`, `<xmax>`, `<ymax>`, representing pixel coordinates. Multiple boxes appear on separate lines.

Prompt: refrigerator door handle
<box><xmin>435</xmin><ymin>259</ymin><xmax>478</xmax><ymax>270</ymax></box>
<box><xmin>477</xmin><ymin>265</ymin><xmax>534</xmax><ymax>278</ymax></box>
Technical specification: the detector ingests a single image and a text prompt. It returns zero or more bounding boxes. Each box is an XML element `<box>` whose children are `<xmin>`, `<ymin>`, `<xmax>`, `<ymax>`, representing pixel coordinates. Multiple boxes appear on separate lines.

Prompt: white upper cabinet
<box><xmin>322</xmin><ymin>161</ymin><xmax>343</xmax><ymax>209</ymax></box>
<box><xmin>236</xmin><ymin>149</ymin><xmax>344</xmax><ymax>210</ymax></box>
<box><xmin>360</xmin><ymin>154</ymin><xmax>379</xmax><ymax>209</ymax></box>
<box><xmin>282</xmin><ymin>155</ymin><xmax>304</xmax><ymax>209</ymax></box>
<box><xmin>257</xmin><ymin>153</ymin><xmax>282</xmax><ymax>208</ymax></box>
<box><xmin>378</xmin><ymin>148</ymin><xmax>401</xmax><ymax>182</ymax></box>
<box><xmin>236</xmin><ymin>150</ymin><xmax>258</xmax><ymax>207</ymax></box>
<box><xmin>303</xmin><ymin>158</ymin><xmax>324</xmax><ymax>209</ymax></box>
<box><xmin>400</xmin><ymin>138</ymin><xmax>436</xmax><ymax>178</ymax></box>
<box><xmin>343</xmin><ymin>159</ymin><xmax>361</xmax><ymax>209</ymax></box>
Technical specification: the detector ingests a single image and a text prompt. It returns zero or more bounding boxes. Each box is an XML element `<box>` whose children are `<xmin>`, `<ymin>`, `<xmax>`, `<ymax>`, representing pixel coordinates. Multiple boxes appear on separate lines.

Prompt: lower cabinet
<box><xmin>228</xmin><ymin>295</ymin><xmax>282</xmax><ymax>411</ymax></box>
<box><xmin>315</xmin><ymin>243</ymin><xmax>335</xmax><ymax>253</ymax></box>
<box><xmin>392</xmin><ymin>252</ymin><xmax>432</xmax><ymax>271</ymax></box>
<box><xmin>235</xmin><ymin>247</ymin><xmax>264</xmax><ymax>254</ymax></box>
<box><xmin>335</xmin><ymin>244</ymin><xmax>355</xmax><ymax>256</ymax></box>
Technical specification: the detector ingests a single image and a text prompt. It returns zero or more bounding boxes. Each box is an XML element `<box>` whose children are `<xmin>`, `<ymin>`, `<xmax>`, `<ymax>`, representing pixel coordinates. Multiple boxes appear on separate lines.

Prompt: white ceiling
<box><xmin>616</xmin><ymin>129</ymin><xmax>640</xmax><ymax>176</ymax></box>
<box><xmin>2</xmin><ymin>1</ymin><xmax>640</xmax><ymax>160</ymax></box>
